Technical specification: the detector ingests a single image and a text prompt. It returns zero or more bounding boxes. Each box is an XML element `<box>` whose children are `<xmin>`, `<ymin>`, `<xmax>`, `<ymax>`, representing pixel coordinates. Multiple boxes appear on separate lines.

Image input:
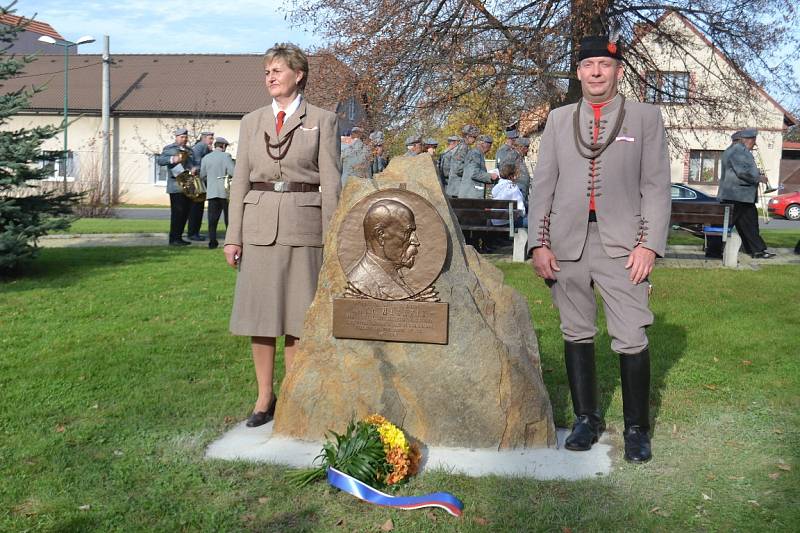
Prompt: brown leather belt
<box><xmin>250</xmin><ymin>181</ymin><xmax>319</xmax><ymax>193</ymax></box>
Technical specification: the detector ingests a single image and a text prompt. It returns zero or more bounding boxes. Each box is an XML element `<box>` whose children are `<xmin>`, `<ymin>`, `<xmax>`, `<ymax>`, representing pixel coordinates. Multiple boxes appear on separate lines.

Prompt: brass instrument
<box><xmin>173</xmin><ymin>148</ymin><xmax>206</xmax><ymax>203</ymax></box>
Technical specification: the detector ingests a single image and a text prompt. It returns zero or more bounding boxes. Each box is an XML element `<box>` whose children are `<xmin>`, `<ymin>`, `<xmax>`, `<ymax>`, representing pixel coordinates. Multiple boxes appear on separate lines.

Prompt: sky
<box><xmin>19</xmin><ymin>0</ymin><xmax>318</xmax><ymax>54</ymax></box>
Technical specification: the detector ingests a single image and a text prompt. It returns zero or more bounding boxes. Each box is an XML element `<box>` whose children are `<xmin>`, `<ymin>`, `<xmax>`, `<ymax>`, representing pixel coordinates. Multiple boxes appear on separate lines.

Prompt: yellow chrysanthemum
<box><xmin>377</xmin><ymin>421</ymin><xmax>409</xmax><ymax>454</ymax></box>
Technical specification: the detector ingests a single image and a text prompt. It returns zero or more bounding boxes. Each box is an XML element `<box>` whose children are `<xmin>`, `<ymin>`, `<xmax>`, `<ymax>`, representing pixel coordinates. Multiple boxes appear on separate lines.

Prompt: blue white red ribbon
<box><xmin>326</xmin><ymin>467</ymin><xmax>463</xmax><ymax>517</ymax></box>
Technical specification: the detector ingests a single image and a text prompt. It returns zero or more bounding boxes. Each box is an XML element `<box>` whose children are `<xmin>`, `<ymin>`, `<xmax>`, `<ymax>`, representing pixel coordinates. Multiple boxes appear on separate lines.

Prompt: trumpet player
<box><xmin>157</xmin><ymin>127</ymin><xmax>199</xmax><ymax>246</ymax></box>
<box><xmin>716</xmin><ymin>128</ymin><xmax>776</xmax><ymax>259</ymax></box>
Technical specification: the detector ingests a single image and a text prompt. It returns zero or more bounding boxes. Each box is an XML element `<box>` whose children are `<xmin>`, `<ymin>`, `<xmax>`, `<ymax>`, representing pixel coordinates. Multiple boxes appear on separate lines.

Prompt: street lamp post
<box><xmin>38</xmin><ymin>35</ymin><xmax>96</xmax><ymax>193</ymax></box>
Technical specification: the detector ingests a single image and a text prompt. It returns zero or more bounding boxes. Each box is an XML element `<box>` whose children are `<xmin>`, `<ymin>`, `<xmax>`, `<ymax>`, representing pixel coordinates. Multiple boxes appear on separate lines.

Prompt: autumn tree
<box><xmin>289</xmin><ymin>0</ymin><xmax>799</xmax><ymax>130</ymax></box>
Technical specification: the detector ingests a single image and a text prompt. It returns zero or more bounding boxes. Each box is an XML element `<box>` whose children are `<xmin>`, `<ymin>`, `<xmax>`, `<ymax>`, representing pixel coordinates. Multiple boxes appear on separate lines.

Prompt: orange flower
<box><xmin>385</xmin><ymin>447</ymin><xmax>410</xmax><ymax>485</ymax></box>
<box><xmin>364</xmin><ymin>414</ymin><xmax>387</xmax><ymax>426</ymax></box>
<box><xmin>607</xmin><ymin>42</ymin><xmax>617</xmax><ymax>55</ymax></box>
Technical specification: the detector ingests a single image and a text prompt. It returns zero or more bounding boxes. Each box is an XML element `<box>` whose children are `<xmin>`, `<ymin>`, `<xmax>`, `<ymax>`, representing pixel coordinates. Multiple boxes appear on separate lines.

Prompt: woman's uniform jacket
<box><xmin>528</xmin><ymin>95</ymin><xmax>672</xmax><ymax>260</ymax></box>
<box><xmin>225</xmin><ymin>99</ymin><xmax>341</xmax><ymax>248</ymax></box>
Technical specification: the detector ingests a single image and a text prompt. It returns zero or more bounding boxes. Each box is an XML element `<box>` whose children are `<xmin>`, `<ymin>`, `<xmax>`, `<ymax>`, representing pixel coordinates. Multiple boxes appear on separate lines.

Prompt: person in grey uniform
<box><xmin>403</xmin><ymin>135</ymin><xmax>423</xmax><ymax>157</ymax></box>
<box><xmin>187</xmin><ymin>131</ymin><xmax>214</xmax><ymax>241</ymax></box>
<box><xmin>200</xmin><ymin>137</ymin><xmax>235</xmax><ymax>249</ymax></box>
<box><xmin>157</xmin><ymin>127</ymin><xmax>198</xmax><ymax>246</ymax></box>
<box><xmin>446</xmin><ymin>125</ymin><xmax>479</xmax><ymax>197</ymax></box>
<box><xmin>340</xmin><ymin>127</ymin><xmax>370</xmax><ymax>186</ymax></box>
<box><xmin>438</xmin><ymin>135</ymin><xmax>461</xmax><ymax>188</ymax></box>
<box><xmin>495</xmin><ymin>123</ymin><xmax>518</xmax><ymax>168</ymax></box>
<box><xmin>513</xmin><ymin>137</ymin><xmax>532</xmax><ymax>206</ymax></box>
<box><xmin>529</xmin><ymin>35</ymin><xmax>672</xmax><ymax>464</ymax></box>
<box><xmin>716</xmin><ymin>128</ymin><xmax>775</xmax><ymax>259</ymax></box>
<box><xmin>368</xmin><ymin>131</ymin><xmax>388</xmax><ymax>177</ymax></box>
<box><xmin>458</xmin><ymin>134</ymin><xmax>499</xmax><ymax>199</ymax></box>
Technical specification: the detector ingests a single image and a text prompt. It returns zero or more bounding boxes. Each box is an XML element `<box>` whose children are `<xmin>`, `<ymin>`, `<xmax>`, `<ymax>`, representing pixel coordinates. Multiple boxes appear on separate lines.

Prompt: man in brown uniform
<box><xmin>529</xmin><ymin>36</ymin><xmax>671</xmax><ymax>463</ymax></box>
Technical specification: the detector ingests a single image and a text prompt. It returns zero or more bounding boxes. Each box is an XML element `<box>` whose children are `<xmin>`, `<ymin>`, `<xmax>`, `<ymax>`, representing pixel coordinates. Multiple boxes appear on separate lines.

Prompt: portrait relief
<box><xmin>337</xmin><ymin>189</ymin><xmax>447</xmax><ymax>301</ymax></box>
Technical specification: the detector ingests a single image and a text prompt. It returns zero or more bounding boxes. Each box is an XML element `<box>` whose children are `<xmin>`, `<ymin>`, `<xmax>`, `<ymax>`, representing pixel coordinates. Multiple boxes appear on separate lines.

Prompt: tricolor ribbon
<box><xmin>326</xmin><ymin>467</ymin><xmax>463</xmax><ymax>517</ymax></box>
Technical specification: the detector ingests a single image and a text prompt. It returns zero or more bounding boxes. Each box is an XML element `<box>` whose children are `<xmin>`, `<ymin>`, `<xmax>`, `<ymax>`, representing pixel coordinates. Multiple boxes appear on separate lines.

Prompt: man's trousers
<box><xmin>168</xmin><ymin>193</ymin><xmax>192</xmax><ymax>243</ymax></box>
<box><xmin>207</xmin><ymin>198</ymin><xmax>228</xmax><ymax>243</ymax></box>
<box><xmin>187</xmin><ymin>199</ymin><xmax>204</xmax><ymax>237</ymax></box>
<box><xmin>729</xmin><ymin>201</ymin><xmax>766</xmax><ymax>255</ymax></box>
<box><xmin>548</xmin><ymin>222</ymin><xmax>653</xmax><ymax>354</ymax></box>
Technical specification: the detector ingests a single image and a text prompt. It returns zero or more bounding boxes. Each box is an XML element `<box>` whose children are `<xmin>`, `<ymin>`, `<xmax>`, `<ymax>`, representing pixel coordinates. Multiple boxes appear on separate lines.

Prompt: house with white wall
<box><xmin>3</xmin><ymin>53</ymin><xmax>367</xmax><ymax>205</ymax></box>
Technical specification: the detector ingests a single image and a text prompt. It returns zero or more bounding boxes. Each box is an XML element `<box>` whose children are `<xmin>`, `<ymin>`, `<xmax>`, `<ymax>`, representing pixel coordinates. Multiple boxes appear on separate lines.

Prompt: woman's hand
<box><xmin>223</xmin><ymin>244</ymin><xmax>242</xmax><ymax>268</ymax></box>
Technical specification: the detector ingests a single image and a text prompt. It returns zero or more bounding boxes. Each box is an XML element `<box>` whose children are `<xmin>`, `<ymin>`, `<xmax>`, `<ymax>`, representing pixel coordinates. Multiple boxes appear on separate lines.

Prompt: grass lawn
<box><xmin>1</xmin><ymin>248</ymin><xmax>798</xmax><ymax>531</ymax></box>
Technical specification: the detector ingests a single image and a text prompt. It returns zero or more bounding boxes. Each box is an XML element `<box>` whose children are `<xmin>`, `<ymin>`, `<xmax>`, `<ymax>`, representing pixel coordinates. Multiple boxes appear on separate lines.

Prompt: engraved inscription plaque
<box><xmin>333</xmin><ymin>188</ymin><xmax>449</xmax><ymax>343</ymax></box>
<box><xmin>332</xmin><ymin>299</ymin><xmax>448</xmax><ymax>344</ymax></box>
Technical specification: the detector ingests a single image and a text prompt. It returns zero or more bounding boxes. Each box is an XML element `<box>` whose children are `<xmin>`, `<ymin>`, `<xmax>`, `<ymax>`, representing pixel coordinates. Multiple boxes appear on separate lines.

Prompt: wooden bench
<box><xmin>448</xmin><ymin>198</ymin><xmax>527</xmax><ymax>256</ymax></box>
<box><xmin>670</xmin><ymin>201</ymin><xmax>740</xmax><ymax>265</ymax></box>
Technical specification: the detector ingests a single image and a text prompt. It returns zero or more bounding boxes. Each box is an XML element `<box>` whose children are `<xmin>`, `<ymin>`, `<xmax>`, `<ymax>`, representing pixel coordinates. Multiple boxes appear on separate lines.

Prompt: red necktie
<box><xmin>276</xmin><ymin>111</ymin><xmax>285</xmax><ymax>135</ymax></box>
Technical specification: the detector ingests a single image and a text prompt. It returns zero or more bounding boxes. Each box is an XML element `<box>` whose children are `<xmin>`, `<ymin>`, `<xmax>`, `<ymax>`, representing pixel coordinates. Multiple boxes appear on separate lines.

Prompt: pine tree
<box><xmin>0</xmin><ymin>4</ymin><xmax>81</xmax><ymax>273</ymax></box>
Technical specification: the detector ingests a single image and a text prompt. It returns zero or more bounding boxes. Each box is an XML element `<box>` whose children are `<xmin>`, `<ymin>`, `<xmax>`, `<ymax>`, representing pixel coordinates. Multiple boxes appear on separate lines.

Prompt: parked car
<box><xmin>767</xmin><ymin>191</ymin><xmax>800</xmax><ymax>220</ymax></box>
<box><xmin>671</xmin><ymin>183</ymin><xmax>717</xmax><ymax>203</ymax></box>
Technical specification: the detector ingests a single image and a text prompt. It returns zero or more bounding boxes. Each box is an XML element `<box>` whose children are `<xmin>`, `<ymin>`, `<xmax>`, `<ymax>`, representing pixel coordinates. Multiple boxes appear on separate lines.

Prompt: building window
<box><xmin>40</xmin><ymin>150</ymin><xmax>78</xmax><ymax>182</ymax></box>
<box><xmin>347</xmin><ymin>98</ymin><xmax>357</xmax><ymax>121</ymax></box>
<box><xmin>645</xmin><ymin>71</ymin><xmax>689</xmax><ymax>103</ymax></box>
<box><xmin>688</xmin><ymin>150</ymin><xmax>723</xmax><ymax>184</ymax></box>
<box><xmin>151</xmin><ymin>155</ymin><xmax>169</xmax><ymax>186</ymax></box>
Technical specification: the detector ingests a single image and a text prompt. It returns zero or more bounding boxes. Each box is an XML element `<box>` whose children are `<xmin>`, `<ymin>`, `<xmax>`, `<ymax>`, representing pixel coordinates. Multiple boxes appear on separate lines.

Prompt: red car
<box><xmin>768</xmin><ymin>191</ymin><xmax>800</xmax><ymax>220</ymax></box>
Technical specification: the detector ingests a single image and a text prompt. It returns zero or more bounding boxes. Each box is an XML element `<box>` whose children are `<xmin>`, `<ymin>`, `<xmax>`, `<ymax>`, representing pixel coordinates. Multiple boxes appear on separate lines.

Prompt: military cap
<box><xmin>174</xmin><ymin>127</ymin><xmax>188</xmax><ymax>136</ymax></box>
<box><xmin>447</xmin><ymin>135</ymin><xmax>461</xmax><ymax>142</ymax></box>
<box><xmin>369</xmin><ymin>131</ymin><xmax>385</xmax><ymax>145</ymax></box>
<box><xmin>514</xmin><ymin>137</ymin><xmax>531</xmax><ymax>147</ymax></box>
<box><xmin>214</xmin><ymin>137</ymin><xmax>230</xmax><ymax>146</ymax></box>
<box><xmin>578</xmin><ymin>35</ymin><xmax>622</xmax><ymax>61</ymax></box>
<box><xmin>505</xmin><ymin>123</ymin><xmax>519</xmax><ymax>139</ymax></box>
<box><xmin>405</xmin><ymin>134</ymin><xmax>422</xmax><ymax>145</ymax></box>
<box><xmin>731</xmin><ymin>128</ymin><xmax>758</xmax><ymax>140</ymax></box>
<box><xmin>461</xmin><ymin>125</ymin><xmax>480</xmax><ymax>137</ymax></box>
<box><xmin>477</xmin><ymin>134</ymin><xmax>493</xmax><ymax>144</ymax></box>
<box><xmin>424</xmin><ymin>138</ymin><xmax>438</xmax><ymax>146</ymax></box>
<box><xmin>200</xmin><ymin>131</ymin><xmax>214</xmax><ymax>136</ymax></box>
<box><xmin>351</xmin><ymin>126</ymin><xmax>364</xmax><ymax>134</ymax></box>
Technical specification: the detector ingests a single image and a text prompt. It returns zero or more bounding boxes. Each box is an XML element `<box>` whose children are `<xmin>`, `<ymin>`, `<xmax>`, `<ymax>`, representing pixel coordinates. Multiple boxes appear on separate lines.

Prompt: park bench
<box><xmin>670</xmin><ymin>201</ymin><xmax>740</xmax><ymax>265</ymax></box>
<box><xmin>448</xmin><ymin>198</ymin><xmax>528</xmax><ymax>259</ymax></box>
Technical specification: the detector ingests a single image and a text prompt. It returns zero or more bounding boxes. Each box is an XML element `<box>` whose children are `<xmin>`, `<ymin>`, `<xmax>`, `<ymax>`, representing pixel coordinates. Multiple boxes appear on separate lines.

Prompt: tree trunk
<box><xmin>562</xmin><ymin>0</ymin><xmax>613</xmax><ymax>106</ymax></box>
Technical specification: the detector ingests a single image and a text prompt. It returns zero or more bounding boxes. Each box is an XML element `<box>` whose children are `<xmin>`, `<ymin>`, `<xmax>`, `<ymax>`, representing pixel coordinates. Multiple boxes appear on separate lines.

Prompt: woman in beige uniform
<box><xmin>224</xmin><ymin>43</ymin><xmax>341</xmax><ymax>427</ymax></box>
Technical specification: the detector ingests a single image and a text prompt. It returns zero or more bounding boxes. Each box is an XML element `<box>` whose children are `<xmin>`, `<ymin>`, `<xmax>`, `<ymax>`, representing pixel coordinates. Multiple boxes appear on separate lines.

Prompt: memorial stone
<box><xmin>273</xmin><ymin>154</ymin><xmax>556</xmax><ymax>449</ymax></box>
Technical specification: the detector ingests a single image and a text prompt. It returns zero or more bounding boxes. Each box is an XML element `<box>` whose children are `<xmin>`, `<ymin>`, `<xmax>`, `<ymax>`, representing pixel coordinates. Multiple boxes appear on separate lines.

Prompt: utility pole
<box><xmin>101</xmin><ymin>35</ymin><xmax>111</xmax><ymax>205</ymax></box>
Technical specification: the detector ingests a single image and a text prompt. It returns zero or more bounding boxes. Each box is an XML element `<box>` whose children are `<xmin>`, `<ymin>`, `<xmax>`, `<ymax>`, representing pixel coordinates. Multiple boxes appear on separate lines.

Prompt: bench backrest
<box><xmin>670</xmin><ymin>201</ymin><xmax>729</xmax><ymax>225</ymax></box>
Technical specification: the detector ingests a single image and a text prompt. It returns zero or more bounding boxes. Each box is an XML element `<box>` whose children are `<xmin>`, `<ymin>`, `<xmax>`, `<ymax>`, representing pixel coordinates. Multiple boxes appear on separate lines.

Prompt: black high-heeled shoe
<box><xmin>246</xmin><ymin>395</ymin><xmax>276</xmax><ymax>427</ymax></box>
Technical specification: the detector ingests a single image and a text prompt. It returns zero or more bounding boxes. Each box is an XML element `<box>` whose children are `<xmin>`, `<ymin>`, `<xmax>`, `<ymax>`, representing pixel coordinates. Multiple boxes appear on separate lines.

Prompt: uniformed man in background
<box><xmin>403</xmin><ymin>135</ymin><xmax>424</xmax><ymax>157</ymax></box>
<box><xmin>495</xmin><ymin>123</ymin><xmax>518</xmax><ymax>168</ymax></box>
<box><xmin>187</xmin><ymin>131</ymin><xmax>214</xmax><ymax>241</ymax></box>
<box><xmin>341</xmin><ymin>126</ymin><xmax>370</xmax><ymax>186</ymax></box>
<box><xmin>368</xmin><ymin>131</ymin><xmax>388</xmax><ymax>177</ymax></box>
<box><xmin>446</xmin><ymin>125</ymin><xmax>479</xmax><ymax>197</ymax></box>
<box><xmin>716</xmin><ymin>128</ymin><xmax>776</xmax><ymax>259</ymax></box>
<box><xmin>438</xmin><ymin>135</ymin><xmax>461</xmax><ymax>189</ymax></box>
<box><xmin>513</xmin><ymin>137</ymin><xmax>532</xmax><ymax>206</ymax></box>
<box><xmin>157</xmin><ymin>127</ymin><xmax>198</xmax><ymax>246</ymax></box>
<box><xmin>200</xmin><ymin>137</ymin><xmax>235</xmax><ymax>249</ymax></box>
<box><xmin>459</xmin><ymin>134</ymin><xmax>499</xmax><ymax>199</ymax></box>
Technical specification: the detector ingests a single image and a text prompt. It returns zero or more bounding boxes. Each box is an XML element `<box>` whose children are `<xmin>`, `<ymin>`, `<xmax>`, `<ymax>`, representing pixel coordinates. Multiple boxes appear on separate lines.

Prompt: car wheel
<box><xmin>786</xmin><ymin>204</ymin><xmax>800</xmax><ymax>221</ymax></box>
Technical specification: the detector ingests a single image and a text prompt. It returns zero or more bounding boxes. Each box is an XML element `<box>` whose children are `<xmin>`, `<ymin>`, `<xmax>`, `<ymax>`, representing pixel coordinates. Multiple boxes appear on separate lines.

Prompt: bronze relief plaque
<box><xmin>333</xmin><ymin>188</ymin><xmax>449</xmax><ymax>344</ymax></box>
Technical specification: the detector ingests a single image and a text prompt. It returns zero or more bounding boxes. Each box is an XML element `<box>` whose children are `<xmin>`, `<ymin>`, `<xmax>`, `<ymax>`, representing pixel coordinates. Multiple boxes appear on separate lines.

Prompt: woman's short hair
<box><xmin>499</xmin><ymin>163</ymin><xmax>517</xmax><ymax>179</ymax></box>
<box><xmin>264</xmin><ymin>43</ymin><xmax>309</xmax><ymax>91</ymax></box>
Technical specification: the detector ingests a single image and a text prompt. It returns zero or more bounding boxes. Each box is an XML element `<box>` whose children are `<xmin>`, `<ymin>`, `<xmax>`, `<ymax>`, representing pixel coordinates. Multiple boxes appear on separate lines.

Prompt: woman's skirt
<box><xmin>229</xmin><ymin>243</ymin><xmax>323</xmax><ymax>337</ymax></box>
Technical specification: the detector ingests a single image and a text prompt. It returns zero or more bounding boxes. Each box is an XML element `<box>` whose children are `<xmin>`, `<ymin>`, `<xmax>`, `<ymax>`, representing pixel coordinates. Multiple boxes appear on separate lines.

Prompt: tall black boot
<box><xmin>564</xmin><ymin>341</ymin><xmax>604</xmax><ymax>451</ymax></box>
<box><xmin>619</xmin><ymin>348</ymin><xmax>652</xmax><ymax>463</ymax></box>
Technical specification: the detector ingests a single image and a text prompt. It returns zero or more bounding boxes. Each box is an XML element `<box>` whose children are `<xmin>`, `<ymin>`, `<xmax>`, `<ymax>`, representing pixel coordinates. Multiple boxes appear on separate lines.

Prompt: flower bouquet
<box><xmin>288</xmin><ymin>414</ymin><xmax>421</xmax><ymax>489</ymax></box>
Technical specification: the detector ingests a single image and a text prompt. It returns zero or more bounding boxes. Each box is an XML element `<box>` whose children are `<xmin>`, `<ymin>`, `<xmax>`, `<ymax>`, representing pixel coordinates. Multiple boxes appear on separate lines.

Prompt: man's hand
<box><xmin>625</xmin><ymin>246</ymin><xmax>656</xmax><ymax>284</ymax></box>
<box><xmin>223</xmin><ymin>244</ymin><xmax>242</xmax><ymax>268</ymax></box>
<box><xmin>531</xmin><ymin>247</ymin><xmax>560</xmax><ymax>280</ymax></box>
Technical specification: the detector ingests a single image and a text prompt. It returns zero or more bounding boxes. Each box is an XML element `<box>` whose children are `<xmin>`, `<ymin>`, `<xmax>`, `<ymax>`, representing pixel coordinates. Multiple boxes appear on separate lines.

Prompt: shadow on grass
<box><xmin>646</xmin><ymin>312</ymin><xmax>687</xmax><ymax>434</ymax></box>
<box><xmin>0</xmin><ymin>246</ymin><xmax>187</xmax><ymax>291</ymax></box>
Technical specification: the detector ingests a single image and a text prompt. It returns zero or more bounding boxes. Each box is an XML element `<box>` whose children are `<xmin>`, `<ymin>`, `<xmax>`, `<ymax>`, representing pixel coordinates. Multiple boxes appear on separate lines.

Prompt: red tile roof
<box><xmin>0</xmin><ymin>13</ymin><xmax>64</xmax><ymax>40</ymax></box>
<box><xmin>4</xmin><ymin>53</ymin><xmax>357</xmax><ymax>117</ymax></box>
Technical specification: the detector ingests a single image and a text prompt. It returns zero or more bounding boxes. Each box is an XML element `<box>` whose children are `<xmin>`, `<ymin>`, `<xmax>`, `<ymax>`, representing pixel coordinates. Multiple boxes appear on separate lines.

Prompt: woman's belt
<box><xmin>250</xmin><ymin>181</ymin><xmax>319</xmax><ymax>193</ymax></box>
